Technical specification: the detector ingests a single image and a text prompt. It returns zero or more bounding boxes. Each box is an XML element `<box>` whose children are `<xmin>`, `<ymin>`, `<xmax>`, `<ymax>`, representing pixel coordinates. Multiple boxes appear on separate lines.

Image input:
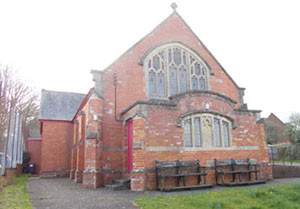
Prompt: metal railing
<box><xmin>269</xmin><ymin>144</ymin><xmax>300</xmax><ymax>166</ymax></box>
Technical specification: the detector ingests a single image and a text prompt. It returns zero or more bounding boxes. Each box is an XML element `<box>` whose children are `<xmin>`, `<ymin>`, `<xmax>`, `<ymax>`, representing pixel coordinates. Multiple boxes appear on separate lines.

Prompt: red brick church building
<box><xmin>39</xmin><ymin>6</ymin><xmax>272</xmax><ymax>191</ymax></box>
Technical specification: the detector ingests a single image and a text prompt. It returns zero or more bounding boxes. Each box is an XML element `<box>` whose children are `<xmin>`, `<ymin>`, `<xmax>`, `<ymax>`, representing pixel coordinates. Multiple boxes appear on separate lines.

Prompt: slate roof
<box><xmin>39</xmin><ymin>90</ymin><xmax>86</xmax><ymax>121</ymax></box>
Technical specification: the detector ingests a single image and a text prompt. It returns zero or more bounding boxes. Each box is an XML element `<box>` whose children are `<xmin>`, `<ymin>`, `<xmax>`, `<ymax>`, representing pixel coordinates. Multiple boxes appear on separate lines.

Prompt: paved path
<box><xmin>28</xmin><ymin>177</ymin><xmax>300</xmax><ymax>209</ymax></box>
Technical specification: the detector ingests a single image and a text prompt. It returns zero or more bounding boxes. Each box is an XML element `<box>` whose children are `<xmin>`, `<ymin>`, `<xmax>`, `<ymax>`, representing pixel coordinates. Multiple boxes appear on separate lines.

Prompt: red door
<box><xmin>127</xmin><ymin>119</ymin><xmax>133</xmax><ymax>173</ymax></box>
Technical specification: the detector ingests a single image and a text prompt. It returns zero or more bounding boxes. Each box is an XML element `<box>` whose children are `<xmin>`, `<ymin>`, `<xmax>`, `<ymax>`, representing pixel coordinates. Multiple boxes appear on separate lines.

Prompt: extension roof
<box><xmin>39</xmin><ymin>89</ymin><xmax>86</xmax><ymax>121</ymax></box>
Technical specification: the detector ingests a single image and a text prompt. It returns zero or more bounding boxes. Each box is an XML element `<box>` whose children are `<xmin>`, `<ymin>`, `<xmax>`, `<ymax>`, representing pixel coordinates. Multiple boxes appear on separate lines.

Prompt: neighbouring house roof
<box><xmin>39</xmin><ymin>89</ymin><xmax>86</xmax><ymax>121</ymax></box>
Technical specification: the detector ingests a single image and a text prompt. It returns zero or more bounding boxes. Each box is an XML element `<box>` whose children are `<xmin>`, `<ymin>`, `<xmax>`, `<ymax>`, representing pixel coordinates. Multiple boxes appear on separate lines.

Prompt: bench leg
<box><xmin>204</xmin><ymin>175</ymin><xmax>207</xmax><ymax>185</ymax></box>
<box><xmin>249</xmin><ymin>172</ymin><xmax>252</xmax><ymax>181</ymax></box>
<box><xmin>161</xmin><ymin>177</ymin><xmax>165</xmax><ymax>191</ymax></box>
<box><xmin>183</xmin><ymin>176</ymin><xmax>186</xmax><ymax>187</ymax></box>
<box><xmin>239</xmin><ymin>173</ymin><xmax>242</xmax><ymax>182</ymax></box>
<box><xmin>221</xmin><ymin>174</ymin><xmax>225</xmax><ymax>184</ymax></box>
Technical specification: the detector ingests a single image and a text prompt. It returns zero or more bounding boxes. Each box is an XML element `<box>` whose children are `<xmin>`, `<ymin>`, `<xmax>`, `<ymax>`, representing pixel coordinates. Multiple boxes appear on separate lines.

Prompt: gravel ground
<box><xmin>28</xmin><ymin>177</ymin><xmax>300</xmax><ymax>209</ymax></box>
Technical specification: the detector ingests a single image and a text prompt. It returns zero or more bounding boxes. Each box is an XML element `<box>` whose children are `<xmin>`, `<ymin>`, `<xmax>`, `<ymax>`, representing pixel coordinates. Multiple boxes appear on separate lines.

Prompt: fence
<box><xmin>0</xmin><ymin>109</ymin><xmax>24</xmax><ymax>175</ymax></box>
<box><xmin>269</xmin><ymin>144</ymin><xmax>300</xmax><ymax>166</ymax></box>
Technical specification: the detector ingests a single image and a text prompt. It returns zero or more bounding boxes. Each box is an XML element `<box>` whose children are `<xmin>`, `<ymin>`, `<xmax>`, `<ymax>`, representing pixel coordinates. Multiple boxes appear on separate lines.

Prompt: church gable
<box><xmin>102</xmin><ymin>10</ymin><xmax>242</xmax><ymax>107</ymax></box>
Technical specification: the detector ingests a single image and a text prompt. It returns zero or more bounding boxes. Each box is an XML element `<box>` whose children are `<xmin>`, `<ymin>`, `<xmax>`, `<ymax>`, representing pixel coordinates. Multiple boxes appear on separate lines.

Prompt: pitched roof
<box><xmin>39</xmin><ymin>90</ymin><xmax>86</xmax><ymax>121</ymax></box>
<box><xmin>268</xmin><ymin>113</ymin><xmax>286</xmax><ymax>126</ymax></box>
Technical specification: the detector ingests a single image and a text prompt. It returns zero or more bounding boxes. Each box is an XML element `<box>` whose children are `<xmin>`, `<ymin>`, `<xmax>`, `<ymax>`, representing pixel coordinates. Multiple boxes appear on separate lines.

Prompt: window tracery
<box><xmin>183</xmin><ymin>113</ymin><xmax>231</xmax><ymax>148</ymax></box>
<box><xmin>145</xmin><ymin>44</ymin><xmax>210</xmax><ymax>98</ymax></box>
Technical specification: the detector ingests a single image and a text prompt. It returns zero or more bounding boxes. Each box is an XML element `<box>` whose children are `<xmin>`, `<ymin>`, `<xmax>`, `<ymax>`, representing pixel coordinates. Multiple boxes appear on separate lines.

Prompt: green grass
<box><xmin>135</xmin><ymin>184</ymin><xmax>300</xmax><ymax>209</ymax></box>
<box><xmin>272</xmin><ymin>159</ymin><xmax>300</xmax><ymax>164</ymax></box>
<box><xmin>0</xmin><ymin>175</ymin><xmax>32</xmax><ymax>209</ymax></box>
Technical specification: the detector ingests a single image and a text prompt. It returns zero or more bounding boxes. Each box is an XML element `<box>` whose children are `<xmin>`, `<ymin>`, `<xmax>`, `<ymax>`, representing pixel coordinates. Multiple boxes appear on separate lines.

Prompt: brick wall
<box><xmin>124</xmin><ymin>95</ymin><xmax>272</xmax><ymax>190</ymax></box>
<box><xmin>27</xmin><ymin>138</ymin><xmax>42</xmax><ymax>174</ymax></box>
<box><xmin>40</xmin><ymin>120</ymin><xmax>73</xmax><ymax>177</ymax></box>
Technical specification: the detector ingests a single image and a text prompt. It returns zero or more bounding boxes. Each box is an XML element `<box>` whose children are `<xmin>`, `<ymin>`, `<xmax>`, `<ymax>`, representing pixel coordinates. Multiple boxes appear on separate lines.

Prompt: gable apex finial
<box><xmin>171</xmin><ymin>2</ymin><xmax>177</xmax><ymax>11</ymax></box>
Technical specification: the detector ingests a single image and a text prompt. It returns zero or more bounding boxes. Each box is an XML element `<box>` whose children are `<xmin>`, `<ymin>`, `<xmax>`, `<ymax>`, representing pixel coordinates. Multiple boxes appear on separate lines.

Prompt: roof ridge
<box><xmin>42</xmin><ymin>89</ymin><xmax>86</xmax><ymax>96</ymax></box>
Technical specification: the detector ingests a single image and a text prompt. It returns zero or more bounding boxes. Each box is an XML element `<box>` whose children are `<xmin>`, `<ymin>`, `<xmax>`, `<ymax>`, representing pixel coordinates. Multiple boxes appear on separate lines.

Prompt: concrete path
<box><xmin>28</xmin><ymin>177</ymin><xmax>300</xmax><ymax>209</ymax></box>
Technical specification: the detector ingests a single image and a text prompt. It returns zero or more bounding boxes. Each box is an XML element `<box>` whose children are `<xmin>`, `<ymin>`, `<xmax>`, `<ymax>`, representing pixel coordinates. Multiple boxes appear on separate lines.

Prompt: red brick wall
<box><xmin>40</xmin><ymin>121</ymin><xmax>73</xmax><ymax>177</ymax></box>
<box><xmin>101</xmin><ymin>13</ymin><xmax>241</xmax><ymax>119</ymax></box>
<box><xmin>27</xmin><ymin>139</ymin><xmax>42</xmax><ymax>174</ymax></box>
<box><xmin>123</xmin><ymin>95</ymin><xmax>271</xmax><ymax>190</ymax></box>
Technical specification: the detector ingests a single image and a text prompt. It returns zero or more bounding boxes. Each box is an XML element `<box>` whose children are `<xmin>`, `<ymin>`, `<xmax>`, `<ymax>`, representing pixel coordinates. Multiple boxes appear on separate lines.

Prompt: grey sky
<box><xmin>0</xmin><ymin>0</ymin><xmax>299</xmax><ymax>122</ymax></box>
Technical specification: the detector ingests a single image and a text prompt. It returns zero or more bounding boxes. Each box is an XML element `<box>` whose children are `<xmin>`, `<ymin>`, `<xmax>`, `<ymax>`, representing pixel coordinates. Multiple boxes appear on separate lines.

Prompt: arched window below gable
<box><xmin>183</xmin><ymin>113</ymin><xmax>232</xmax><ymax>148</ymax></box>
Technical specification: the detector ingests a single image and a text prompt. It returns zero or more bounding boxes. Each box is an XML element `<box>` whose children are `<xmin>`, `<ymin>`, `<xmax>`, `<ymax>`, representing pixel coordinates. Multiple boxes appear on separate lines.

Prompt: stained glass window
<box><xmin>147</xmin><ymin>45</ymin><xmax>209</xmax><ymax>97</ymax></box>
<box><xmin>195</xmin><ymin>63</ymin><xmax>201</xmax><ymax>75</ymax></box>
<box><xmin>168</xmin><ymin>49</ymin><xmax>172</xmax><ymax>63</ymax></box>
<box><xmin>174</xmin><ymin>48</ymin><xmax>181</xmax><ymax>65</ymax></box>
<box><xmin>183</xmin><ymin>114</ymin><xmax>231</xmax><ymax>148</ymax></box>
<box><xmin>223</xmin><ymin>121</ymin><xmax>230</xmax><ymax>147</ymax></box>
<box><xmin>179</xmin><ymin>67</ymin><xmax>187</xmax><ymax>93</ymax></box>
<box><xmin>192</xmin><ymin>77</ymin><xmax>198</xmax><ymax>90</ymax></box>
<box><xmin>169</xmin><ymin>66</ymin><xmax>178</xmax><ymax>95</ymax></box>
<box><xmin>158</xmin><ymin>73</ymin><xmax>165</xmax><ymax>96</ymax></box>
<box><xmin>184</xmin><ymin>119</ymin><xmax>192</xmax><ymax>147</ymax></box>
<box><xmin>199</xmin><ymin>78</ymin><xmax>205</xmax><ymax>90</ymax></box>
<box><xmin>153</xmin><ymin>55</ymin><xmax>160</xmax><ymax>70</ymax></box>
<box><xmin>194</xmin><ymin>117</ymin><xmax>201</xmax><ymax>147</ymax></box>
<box><xmin>149</xmin><ymin>71</ymin><xmax>156</xmax><ymax>95</ymax></box>
<box><xmin>214</xmin><ymin>118</ymin><xmax>221</xmax><ymax>147</ymax></box>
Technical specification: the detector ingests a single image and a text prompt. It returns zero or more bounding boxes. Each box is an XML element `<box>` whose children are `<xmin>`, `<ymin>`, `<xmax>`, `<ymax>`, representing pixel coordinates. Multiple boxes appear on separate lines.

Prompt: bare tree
<box><xmin>0</xmin><ymin>65</ymin><xmax>39</xmax><ymax>151</ymax></box>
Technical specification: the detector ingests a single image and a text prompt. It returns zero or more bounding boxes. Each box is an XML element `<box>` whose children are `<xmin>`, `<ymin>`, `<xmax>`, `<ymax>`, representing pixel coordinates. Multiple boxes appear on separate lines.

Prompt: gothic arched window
<box><xmin>145</xmin><ymin>43</ymin><xmax>210</xmax><ymax>98</ymax></box>
<box><xmin>183</xmin><ymin>114</ymin><xmax>231</xmax><ymax>148</ymax></box>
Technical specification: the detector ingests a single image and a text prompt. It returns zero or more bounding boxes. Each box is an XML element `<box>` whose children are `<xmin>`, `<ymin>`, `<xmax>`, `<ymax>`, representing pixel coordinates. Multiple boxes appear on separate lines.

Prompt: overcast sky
<box><xmin>0</xmin><ymin>0</ymin><xmax>299</xmax><ymax>122</ymax></box>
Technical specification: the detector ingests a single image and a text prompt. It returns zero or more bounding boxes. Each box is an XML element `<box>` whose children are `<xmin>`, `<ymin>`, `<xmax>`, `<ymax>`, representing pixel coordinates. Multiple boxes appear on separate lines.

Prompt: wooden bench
<box><xmin>214</xmin><ymin>158</ymin><xmax>266</xmax><ymax>186</ymax></box>
<box><xmin>155</xmin><ymin>160</ymin><xmax>213</xmax><ymax>191</ymax></box>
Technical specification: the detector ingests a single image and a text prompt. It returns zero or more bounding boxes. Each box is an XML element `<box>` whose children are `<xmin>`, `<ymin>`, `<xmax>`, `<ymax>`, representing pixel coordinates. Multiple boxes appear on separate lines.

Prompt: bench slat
<box><xmin>214</xmin><ymin>158</ymin><xmax>263</xmax><ymax>186</ymax></box>
<box><xmin>155</xmin><ymin>160</ymin><xmax>210</xmax><ymax>191</ymax></box>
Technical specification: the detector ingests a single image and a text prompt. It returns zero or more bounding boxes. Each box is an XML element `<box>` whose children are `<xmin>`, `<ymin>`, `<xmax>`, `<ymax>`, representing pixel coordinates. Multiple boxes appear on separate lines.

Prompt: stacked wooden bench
<box><xmin>214</xmin><ymin>158</ymin><xmax>266</xmax><ymax>186</ymax></box>
<box><xmin>155</xmin><ymin>160</ymin><xmax>213</xmax><ymax>192</ymax></box>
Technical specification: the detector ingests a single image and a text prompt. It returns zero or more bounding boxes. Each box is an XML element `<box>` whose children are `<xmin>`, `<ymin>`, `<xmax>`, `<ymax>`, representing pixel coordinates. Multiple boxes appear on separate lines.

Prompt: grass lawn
<box><xmin>272</xmin><ymin>159</ymin><xmax>300</xmax><ymax>164</ymax></box>
<box><xmin>0</xmin><ymin>175</ymin><xmax>32</xmax><ymax>209</ymax></box>
<box><xmin>135</xmin><ymin>184</ymin><xmax>300</xmax><ymax>209</ymax></box>
<box><xmin>0</xmin><ymin>176</ymin><xmax>9</xmax><ymax>189</ymax></box>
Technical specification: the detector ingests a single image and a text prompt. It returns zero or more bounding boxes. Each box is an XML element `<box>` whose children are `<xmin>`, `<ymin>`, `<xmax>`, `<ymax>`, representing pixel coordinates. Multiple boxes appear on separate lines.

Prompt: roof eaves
<box><xmin>71</xmin><ymin>88</ymin><xmax>95</xmax><ymax>122</ymax></box>
<box><xmin>102</xmin><ymin>11</ymin><xmax>177</xmax><ymax>73</ymax></box>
